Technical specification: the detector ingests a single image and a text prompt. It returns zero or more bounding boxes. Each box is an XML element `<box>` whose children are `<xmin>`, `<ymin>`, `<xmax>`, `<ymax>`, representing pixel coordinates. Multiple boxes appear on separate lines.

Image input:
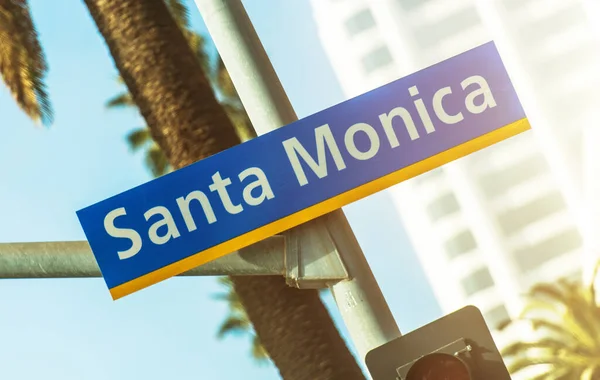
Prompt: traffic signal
<box><xmin>365</xmin><ymin>305</ymin><xmax>511</xmax><ymax>380</ymax></box>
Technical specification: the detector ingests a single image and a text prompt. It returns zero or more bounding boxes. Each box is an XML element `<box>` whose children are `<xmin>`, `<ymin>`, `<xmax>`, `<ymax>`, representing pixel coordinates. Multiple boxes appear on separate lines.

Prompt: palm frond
<box><xmin>0</xmin><ymin>0</ymin><xmax>53</xmax><ymax>125</ymax></box>
<box><xmin>528</xmin><ymin>371</ymin><xmax>555</xmax><ymax>380</ymax></box>
<box><xmin>215</xmin><ymin>56</ymin><xmax>238</xmax><ymax>100</ymax></box>
<box><xmin>588</xmin><ymin>260</ymin><xmax>600</xmax><ymax>304</ymax></box>
<box><xmin>162</xmin><ymin>0</ymin><xmax>209</xmax><ymax>72</ymax></box>
<box><xmin>501</xmin><ymin>338</ymin><xmax>568</xmax><ymax>358</ymax></box>
<box><xmin>519</xmin><ymin>299</ymin><xmax>563</xmax><ymax>320</ymax></box>
<box><xmin>527</xmin><ymin>318</ymin><xmax>578</xmax><ymax>343</ymax></box>
<box><xmin>584</xmin><ymin>365</ymin><xmax>600</xmax><ymax>380</ymax></box>
<box><xmin>552</xmin><ymin>279</ymin><xmax>600</xmax><ymax>347</ymax></box>
<box><xmin>496</xmin><ymin>317</ymin><xmax>515</xmax><ymax>331</ymax></box>
<box><xmin>126</xmin><ymin>127</ymin><xmax>151</xmax><ymax>151</ymax></box>
<box><xmin>506</xmin><ymin>357</ymin><xmax>554</xmax><ymax>374</ymax></box>
<box><xmin>221</xmin><ymin>102</ymin><xmax>255</xmax><ymax>142</ymax></box>
<box><xmin>217</xmin><ymin>276</ymin><xmax>232</xmax><ymax>286</ymax></box>
<box><xmin>114</xmin><ymin>75</ymin><xmax>125</xmax><ymax>85</ymax></box>
<box><xmin>213</xmin><ymin>281</ymin><xmax>242</xmax><ymax>305</ymax></box>
<box><xmin>518</xmin><ymin>298</ymin><xmax>597</xmax><ymax>352</ymax></box>
<box><xmin>211</xmin><ymin>291</ymin><xmax>228</xmax><ymax>300</ymax></box>
<box><xmin>211</xmin><ymin>289</ymin><xmax>239</xmax><ymax>304</ymax></box>
<box><xmin>551</xmin><ymin>367</ymin><xmax>578</xmax><ymax>380</ymax></box>
<box><xmin>185</xmin><ymin>31</ymin><xmax>209</xmax><ymax>72</ymax></box>
<box><xmin>164</xmin><ymin>0</ymin><xmax>189</xmax><ymax>29</ymax></box>
<box><xmin>251</xmin><ymin>335</ymin><xmax>269</xmax><ymax>362</ymax></box>
<box><xmin>217</xmin><ymin>316</ymin><xmax>251</xmax><ymax>338</ymax></box>
<box><xmin>145</xmin><ymin>144</ymin><xmax>170</xmax><ymax>177</ymax></box>
<box><xmin>500</xmin><ymin>267</ymin><xmax>600</xmax><ymax>379</ymax></box>
<box><xmin>106</xmin><ymin>91</ymin><xmax>134</xmax><ymax>109</ymax></box>
<box><xmin>528</xmin><ymin>283</ymin><xmax>572</xmax><ymax>306</ymax></box>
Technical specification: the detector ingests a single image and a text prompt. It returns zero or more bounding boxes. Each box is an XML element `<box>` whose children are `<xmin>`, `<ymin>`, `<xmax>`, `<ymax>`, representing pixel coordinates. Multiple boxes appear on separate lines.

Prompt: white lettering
<box><xmin>409</xmin><ymin>86</ymin><xmax>435</xmax><ymax>134</ymax></box>
<box><xmin>282</xmin><ymin>124</ymin><xmax>347</xmax><ymax>186</ymax></box>
<box><xmin>176</xmin><ymin>190</ymin><xmax>217</xmax><ymax>232</ymax></box>
<box><xmin>144</xmin><ymin>206</ymin><xmax>180</xmax><ymax>245</ymax></box>
<box><xmin>209</xmin><ymin>172</ymin><xmax>243</xmax><ymax>214</ymax></box>
<box><xmin>239</xmin><ymin>167</ymin><xmax>275</xmax><ymax>206</ymax></box>
<box><xmin>104</xmin><ymin>207</ymin><xmax>143</xmax><ymax>260</ymax></box>
<box><xmin>378</xmin><ymin>107</ymin><xmax>419</xmax><ymax>148</ymax></box>
<box><xmin>433</xmin><ymin>87</ymin><xmax>464</xmax><ymax>124</ymax></box>
<box><xmin>461</xmin><ymin>75</ymin><xmax>497</xmax><ymax>114</ymax></box>
<box><xmin>99</xmin><ymin>73</ymin><xmax>500</xmax><ymax>259</ymax></box>
<box><xmin>344</xmin><ymin>123</ymin><xmax>380</xmax><ymax>160</ymax></box>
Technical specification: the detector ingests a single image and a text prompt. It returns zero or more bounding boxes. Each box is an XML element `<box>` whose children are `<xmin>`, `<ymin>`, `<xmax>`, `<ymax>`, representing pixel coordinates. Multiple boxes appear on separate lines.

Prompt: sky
<box><xmin>0</xmin><ymin>1</ymin><xmax>442</xmax><ymax>379</ymax></box>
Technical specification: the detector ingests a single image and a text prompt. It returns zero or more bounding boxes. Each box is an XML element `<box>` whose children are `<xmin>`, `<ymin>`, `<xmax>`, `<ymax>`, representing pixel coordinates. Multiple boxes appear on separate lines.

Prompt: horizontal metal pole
<box><xmin>0</xmin><ymin>237</ymin><xmax>286</xmax><ymax>279</ymax></box>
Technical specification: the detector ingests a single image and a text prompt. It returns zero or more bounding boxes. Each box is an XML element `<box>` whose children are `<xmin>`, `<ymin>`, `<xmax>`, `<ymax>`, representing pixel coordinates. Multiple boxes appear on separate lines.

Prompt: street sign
<box><xmin>77</xmin><ymin>41</ymin><xmax>530</xmax><ymax>300</ymax></box>
<box><xmin>365</xmin><ymin>305</ymin><xmax>512</xmax><ymax>379</ymax></box>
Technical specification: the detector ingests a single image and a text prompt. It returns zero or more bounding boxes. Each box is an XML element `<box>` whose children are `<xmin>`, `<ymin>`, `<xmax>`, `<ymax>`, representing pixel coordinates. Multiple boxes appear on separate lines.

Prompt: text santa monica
<box><xmin>106</xmin><ymin>75</ymin><xmax>495</xmax><ymax>259</ymax></box>
<box><xmin>76</xmin><ymin>41</ymin><xmax>528</xmax><ymax>297</ymax></box>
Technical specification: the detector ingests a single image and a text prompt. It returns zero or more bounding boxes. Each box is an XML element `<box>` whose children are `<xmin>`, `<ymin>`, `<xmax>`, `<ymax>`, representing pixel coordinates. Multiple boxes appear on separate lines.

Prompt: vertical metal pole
<box><xmin>193</xmin><ymin>0</ymin><xmax>401</xmax><ymax>361</ymax></box>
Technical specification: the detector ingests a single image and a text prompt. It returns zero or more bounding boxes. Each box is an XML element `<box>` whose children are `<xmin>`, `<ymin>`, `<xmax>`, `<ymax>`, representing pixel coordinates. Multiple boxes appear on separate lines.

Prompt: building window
<box><xmin>503</xmin><ymin>0</ymin><xmax>536</xmax><ymax>10</ymax></box>
<box><xmin>496</xmin><ymin>191</ymin><xmax>567</xmax><ymax>237</ymax></box>
<box><xmin>484</xmin><ymin>305</ymin><xmax>511</xmax><ymax>330</ymax></box>
<box><xmin>513</xmin><ymin>228</ymin><xmax>582</xmax><ymax>273</ymax></box>
<box><xmin>517</xmin><ymin>4</ymin><xmax>586</xmax><ymax>45</ymax></box>
<box><xmin>426</xmin><ymin>192</ymin><xmax>460</xmax><ymax>222</ymax></box>
<box><xmin>445</xmin><ymin>230</ymin><xmax>477</xmax><ymax>259</ymax></box>
<box><xmin>398</xmin><ymin>0</ymin><xmax>433</xmax><ymax>11</ymax></box>
<box><xmin>414</xmin><ymin>6</ymin><xmax>481</xmax><ymax>48</ymax></box>
<box><xmin>414</xmin><ymin>167</ymin><xmax>444</xmax><ymax>186</ymax></box>
<box><xmin>361</xmin><ymin>46</ymin><xmax>393</xmax><ymax>74</ymax></box>
<box><xmin>344</xmin><ymin>9</ymin><xmax>376</xmax><ymax>37</ymax></box>
<box><xmin>477</xmin><ymin>154</ymin><xmax>549</xmax><ymax>200</ymax></box>
<box><xmin>461</xmin><ymin>267</ymin><xmax>494</xmax><ymax>296</ymax></box>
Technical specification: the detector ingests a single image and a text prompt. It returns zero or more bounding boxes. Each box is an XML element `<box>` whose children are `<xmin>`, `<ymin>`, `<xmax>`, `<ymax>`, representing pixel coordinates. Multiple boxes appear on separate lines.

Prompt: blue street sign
<box><xmin>77</xmin><ymin>41</ymin><xmax>530</xmax><ymax>300</ymax></box>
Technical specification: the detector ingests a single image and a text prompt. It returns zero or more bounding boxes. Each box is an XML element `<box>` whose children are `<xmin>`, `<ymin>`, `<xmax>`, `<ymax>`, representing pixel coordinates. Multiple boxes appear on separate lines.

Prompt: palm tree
<box><xmin>103</xmin><ymin>0</ymin><xmax>263</xmax><ymax>360</ymax></box>
<box><xmin>499</xmin><ymin>264</ymin><xmax>600</xmax><ymax>379</ymax></box>
<box><xmin>0</xmin><ymin>0</ymin><xmax>262</xmax><ymax>366</ymax></box>
<box><xmin>0</xmin><ymin>0</ymin><xmax>52</xmax><ymax>125</ymax></box>
<box><xmin>213</xmin><ymin>277</ymin><xmax>269</xmax><ymax>363</ymax></box>
<box><xmin>105</xmin><ymin>0</ymin><xmax>254</xmax><ymax>177</ymax></box>
<box><xmin>103</xmin><ymin>0</ymin><xmax>203</xmax><ymax>177</ymax></box>
<box><xmin>82</xmin><ymin>0</ymin><xmax>364</xmax><ymax>378</ymax></box>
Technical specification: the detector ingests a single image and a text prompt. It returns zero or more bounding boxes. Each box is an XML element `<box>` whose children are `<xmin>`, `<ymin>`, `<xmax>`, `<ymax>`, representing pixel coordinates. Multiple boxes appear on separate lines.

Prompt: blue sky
<box><xmin>0</xmin><ymin>1</ymin><xmax>441</xmax><ymax>379</ymax></box>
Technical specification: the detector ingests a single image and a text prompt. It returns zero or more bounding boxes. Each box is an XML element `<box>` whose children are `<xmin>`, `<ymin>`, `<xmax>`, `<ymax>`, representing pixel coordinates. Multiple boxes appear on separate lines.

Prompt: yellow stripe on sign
<box><xmin>110</xmin><ymin>117</ymin><xmax>531</xmax><ymax>300</ymax></box>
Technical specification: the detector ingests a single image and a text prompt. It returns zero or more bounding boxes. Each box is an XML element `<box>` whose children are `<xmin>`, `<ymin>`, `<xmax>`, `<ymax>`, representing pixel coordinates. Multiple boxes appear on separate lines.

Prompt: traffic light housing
<box><xmin>365</xmin><ymin>305</ymin><xmax>511</xmax><ymax>380</ymax></box>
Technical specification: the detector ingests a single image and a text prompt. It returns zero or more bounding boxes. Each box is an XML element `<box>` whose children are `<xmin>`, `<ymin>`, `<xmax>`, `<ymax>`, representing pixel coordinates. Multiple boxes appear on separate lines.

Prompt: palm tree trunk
<box><xmin>81</xmin><ymin>0</ymin><xmax>364</xmax><ymax>378</ymax></box>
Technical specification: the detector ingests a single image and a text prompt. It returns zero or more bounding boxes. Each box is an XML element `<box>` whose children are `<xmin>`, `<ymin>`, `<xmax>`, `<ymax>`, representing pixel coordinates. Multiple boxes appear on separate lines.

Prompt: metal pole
<box><xmin>0</xmin><ymin>238</ymin><xmax>286</xmax><ymax>278</ymax></box>
<box><xmin>193</xmin><ymin>0</ymin><xmax>401</xmax><ymax>361</ymax></box>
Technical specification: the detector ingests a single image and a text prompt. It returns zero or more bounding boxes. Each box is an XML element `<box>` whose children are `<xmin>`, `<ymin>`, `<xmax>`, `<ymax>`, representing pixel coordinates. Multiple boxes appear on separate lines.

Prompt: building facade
<box><xmin>309</xmin><ymin>0</ymin><xmax>600</xmax><ymax>337</ymax></box>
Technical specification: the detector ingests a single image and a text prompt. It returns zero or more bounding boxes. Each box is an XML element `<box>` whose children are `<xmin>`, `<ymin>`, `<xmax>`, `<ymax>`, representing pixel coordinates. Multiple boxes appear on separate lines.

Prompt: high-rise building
<box><xmin>309</xmin><ymin>0</ymin><xmax>600</xmax><ymax>338</ymax></box>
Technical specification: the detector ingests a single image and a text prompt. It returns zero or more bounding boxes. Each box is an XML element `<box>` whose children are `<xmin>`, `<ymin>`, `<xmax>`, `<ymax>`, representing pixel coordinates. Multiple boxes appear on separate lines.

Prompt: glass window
<box><xmin>513</xmin><ymin>228</ymin><xmax>582</xmax><ymax>273</ymax></box>
<box><xmin>445</xmin><ymin>230</ymin><xmax>477</xmax><ymax>259</ymax></box>
<box><xmin>461</xmin><ymin>267</ymin><xmax>494</xmax><ymax>296</ymax></box>
<box><xmin>477</xmin><ymin>154</ymin><xmax>549</xmax><ymax>200</ymax></box>
<box><xmin>344</xmin><ymin>9</ymin><xmax>376</xmax><ymax>36</ymax></box>
<box><xmin>413</xmin><ymin>6</ymin><xmax>481</xmax><ymax>48</ymax></box>
<box><xmin>414</xmin><ymin>167</ymin><xmax>444</xmax><ymax>186</ymax></box>
<box><xmin>496</xmin><ymin>191</ymin><xmax>567</xmax><ymax>236</ymax></box>
<box><xmin>503</xmin><ymin>0</ymin><xmax>536</xmax><ymax>10</ymax></box>
<box><xmin>361</xmin><ymin>46</ymin><xmax>393</xmax><ymax>74</ymax></box>
<box><xmin>484</xmin><ymin>305</ymin><xmax>510</xmax><ymax>330</ymax></box>
<box><xmin>564</xmin><ymin>129</ymin><xmax>583</xmax><ymax>191</ymax></box>
<box><xmin>426</xmin><ymin>192</ymin><xmax>460</xmax><ymax>222</ymax></box>
<box><xmin>517</xmin><ymin>5</ymin><xmax>586</xmax><ymax>44</ymax></box>
<box><xmin>398</xmin><ymin>0</ymin><xmax>433</xmax><ymax>11</ymax></box>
